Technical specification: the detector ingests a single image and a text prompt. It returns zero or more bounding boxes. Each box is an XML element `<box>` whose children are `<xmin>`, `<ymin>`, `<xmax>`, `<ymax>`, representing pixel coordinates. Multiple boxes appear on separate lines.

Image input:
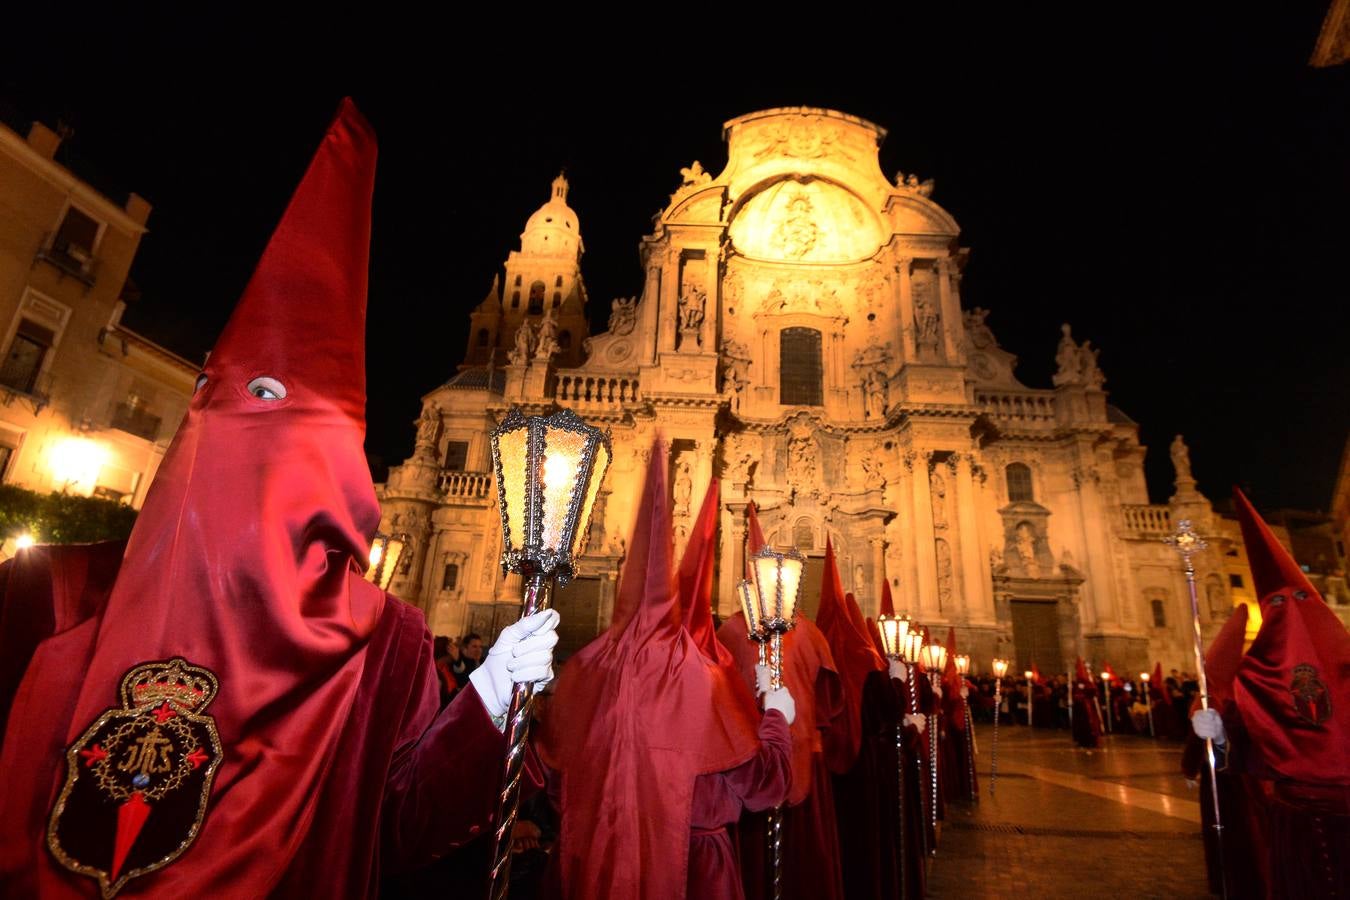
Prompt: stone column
<box><xmin>641</xmin><ymin>256</ymin><xmax>662</xmax><ymax>364</ymax></box>
<box><xmin>969</xmin><ymin>461</ymin><xmax>999</xmax><ymax>625</ymax></box>
<box><xmin>909</xmin><ymin>451</ymin><xmax>938</xmax><ymax>615</ymax></box>
<box><xmin>897</xmin><ymin>457</ymin><xmax>920</xmax><ymax>614</ymax></box>
<box><xmin>953</xmin><ymin>454</ymin><xmax>984</xmax><ymax>624</ymax></box>
<box><xmin>870</xmin><ymin>536</ymin><xmax>886</xmax><ymax>619</ymax></box>
<box><xmin>659</xmin><ymin>247</ymin><xmax>679</xmax><ymax>354</ymax></box>
<box><xmin>1071</xmin><ymin>447</ymin><xmax>1120</xmax><ymax>630</ymax></box>
<box><xmin>936</xmin><ymin>258</ymin><xmax>962</xmax><ymax>364</ymax></box>
<box><xmin>721</xmin><ymin>507</ymin><xmax>747</xmax><ymax>620</ymax></box>
<box><xmin>895</xmin><ymin>256</ymin><xmax>916</xmax><ymax>361</ymax></box>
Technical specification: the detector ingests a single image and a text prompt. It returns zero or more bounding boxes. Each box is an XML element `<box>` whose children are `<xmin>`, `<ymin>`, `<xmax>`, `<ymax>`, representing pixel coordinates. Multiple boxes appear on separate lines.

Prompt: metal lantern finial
<box><xmin>490</xmin><ymin>406</ymin><xmax>612</xmax><ymax>587</ymax></box>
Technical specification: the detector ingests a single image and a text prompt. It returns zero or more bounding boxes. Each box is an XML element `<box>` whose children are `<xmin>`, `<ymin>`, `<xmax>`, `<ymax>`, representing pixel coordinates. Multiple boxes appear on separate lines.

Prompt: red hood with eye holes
<box><xmin>1232</xmin><ymin>489</ymin><xmax>1350</xmax><ymax>785</ymax></box>
<box><xmin>0</xmin><ymin>99</ymin><xmax>389</xmax><ymax>895</ymax></box>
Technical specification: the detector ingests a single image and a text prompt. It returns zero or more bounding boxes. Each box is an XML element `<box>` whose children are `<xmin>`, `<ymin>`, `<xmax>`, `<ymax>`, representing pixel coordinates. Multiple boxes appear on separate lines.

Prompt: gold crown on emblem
<box><xmin>120</xmin><ymin>658</ymin><xmax>219</xmax><ymax>713</ymax></box>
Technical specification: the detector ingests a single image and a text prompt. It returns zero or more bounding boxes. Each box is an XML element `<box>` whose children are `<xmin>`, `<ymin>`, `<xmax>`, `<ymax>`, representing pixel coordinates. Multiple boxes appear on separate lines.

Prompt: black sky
<box><xmin>3</xmin><ymin>7</ymin><xmax>1347</xmax><ymax>511</ymax></box>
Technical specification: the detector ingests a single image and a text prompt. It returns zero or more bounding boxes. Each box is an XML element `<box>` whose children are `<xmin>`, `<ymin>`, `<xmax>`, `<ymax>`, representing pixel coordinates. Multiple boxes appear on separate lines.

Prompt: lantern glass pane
<box><xmin>539</xmin><ymin>424</ymin><xmax>588</xmax><ymax>554</ymax></box>
<box><xmin>497</xmin><ymin>427</ymin><xmax>530</xmax><ymax>551</ymax></box>
<box><xmin>877</xmin><ymin>617</ymin><xmax>900</xmax><ymax>657</ymax></box>
<box><xmin>777</xmin><ymin>555</ymin><xmax>802</xmax><ymax>621</ymax></box>
<box><xmin>752</xmin><ymin>554</ymin><xmax>778</xmax><ymax>619</ymax></box>
<box><xmin>569</xmin><ymin>441</ymin><xmax>610</xmax><ymax>559</ymax></box>
<box><xmin>738</xmin><ymin>579</ymin><xmax>763</xmax><ymax>636</ymax></box>
<box><xmin>383</xmin><ymin>537</ymin><xmax>405</xmax><ymax>588</ymax></box>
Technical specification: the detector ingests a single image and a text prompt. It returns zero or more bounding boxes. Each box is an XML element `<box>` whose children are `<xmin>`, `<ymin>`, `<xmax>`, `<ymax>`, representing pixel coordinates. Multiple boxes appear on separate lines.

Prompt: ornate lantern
<box><xmin>876</xmin><ymin>613</ymin><xmax>911</xmax><ymax>660</ymax></box>
<box><xmin>746</xmin><ymin>545</ymin><xmax>805</xmax><ymax>690</ymax></box>
<box><xmin>487</xmin><ymin>406</ymin><xmax>610</xmax><ymax>899</ymax></box>
<box><xmin>990</xmin><ymin>658</ymin><xmax>1010</xmax><ymax>795</ymax></box>
<box><xmin>364</xmin><ymin>532</ymin><xmax>406</xmax><ymax>591</ymax></box>
<box><xmin>991</xmin><ymin>658</ymin><xmax>1010</xmax><ymax>679</ymax></box>
<box><xmin>955</xmin><ymin>654</ymin><xmax>970</xmax><ymax>676</ymax></box>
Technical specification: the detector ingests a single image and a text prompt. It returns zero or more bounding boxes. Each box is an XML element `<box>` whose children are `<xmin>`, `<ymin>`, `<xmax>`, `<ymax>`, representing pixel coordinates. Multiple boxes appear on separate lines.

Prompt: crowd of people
<box><xmin>0</xmin><ymin>100</ymin><xmax>1344</xmax><ymax>899</ymax></box>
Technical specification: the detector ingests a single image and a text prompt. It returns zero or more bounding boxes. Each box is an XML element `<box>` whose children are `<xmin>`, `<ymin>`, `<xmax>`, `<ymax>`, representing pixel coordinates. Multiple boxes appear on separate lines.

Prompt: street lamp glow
<box><xmin>50</xmin><ymin>435</ymin><xmax>107</xmax><ymax>490</ymax></box>
<box><xmin>15</xmin><ymin>533</ymin><xmax>35</xmax><ymax>550</ymax></box>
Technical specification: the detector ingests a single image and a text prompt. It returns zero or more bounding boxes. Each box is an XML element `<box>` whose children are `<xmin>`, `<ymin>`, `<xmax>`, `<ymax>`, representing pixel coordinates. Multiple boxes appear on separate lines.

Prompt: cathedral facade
<box><xmin>379</xmin><ymin>107</ymin><xmax>1238</xmax><ymax>674</ymax></box>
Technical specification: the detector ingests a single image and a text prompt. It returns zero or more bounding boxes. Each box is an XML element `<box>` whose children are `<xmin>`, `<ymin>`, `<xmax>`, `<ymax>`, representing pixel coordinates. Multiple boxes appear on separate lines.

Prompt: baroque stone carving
<box><xmin>607</xmin><ymin>296</ymin><xmax>637</xmax><ymax>335</ymax></box>
<box><xmin>1170</xmin><ymin>434</ymin><xmax>1193</xmax><ymax>483</ymax></box>
<box><xmin>678</xmin><ymin>160</ymin><xmax>711</xmax><ymax>187</ymax></box>
<box><xmin>1015</xmin><ymin>522</ymin><xmax>1041</xmax><ymax>578</ymax></box>
<box><xmin>859</xmin><ymin>447</ymin><xmax>886</xmax><ymax>491</ymax></box>
<box><xmin>509</xmin><ymin>321</ymin><xmax>535</xmax><ymax>365</ymax></box>
<box><xmin>1052</xmin><ymin>324</ymin><xmax>1106</xmax><ymax>388</ymax></box>
<box><xmin>913</xmin><ymin>279</ymin><xmax>942</xmax><ymax>359</ymax></box>
<box><xmin>534</xmin><ymin>310</ymin><xmax>559</xmax><ymax>362</ymax></box>
<box><xmin>771</xmin><ymin>193</ymin><xmax>819</xmax><ymax>259</ymax></box>
<box><xmin>761</xmin><ymin>278</ymin><xmax>844</xmax><ymax>318</ymax></box>
<box><xmin>721</xmin><ymin>432</ymin><xmax>756</xmax><ymax>484</ymax></box>
<box><xmin>677</xmin><ymin>287</ymin><xmax>706</xmax><ymax>350</ymax></box>
<box><xmin>720</xmin><ymin>338</ymin><xmax>752</xmax><ymax>411</ymax></box>
<box><xmin>851</xmin><ymin>339</ymin><xmax>893</xmax><ymax>420</ymax></box>
<box><xmin>964</xmin><ymin>307</ymin><xmax>995</xmax><ymax>349</ymax></box>
<box><xmin>930</xmin><ymin>468</ymin><xmax>948</xmax><ymax>530</ymax></box>
<box><xmin>935</xmin><ymin>538</ymin><xmax>954</xmax><ymax>608</ymax></box>
<box><xmin>415</xmin><ymin>404</ymin><xmax>441</xmax><ymax>453</ymax></box>
<box><xmin>786</xmin><ymin>425</ymin><xmax>821</xmax><ymax>500</ymax></box>
<box><xmin>895</xmin><ymin>170</ymin><xmax>936</xmax><ymax>197</ymax></box>
<box><xmin>674</xmin><ymin>457</ymin><xmax>693</xmax><ymax>517</ymax></box>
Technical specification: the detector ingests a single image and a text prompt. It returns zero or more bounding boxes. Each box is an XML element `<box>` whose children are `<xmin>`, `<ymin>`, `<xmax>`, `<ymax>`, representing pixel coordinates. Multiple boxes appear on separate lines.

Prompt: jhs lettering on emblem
<box><xmin>47</xmin><ymin>658</ymin><xmax>223</xmax><ymax>899</ymax></box>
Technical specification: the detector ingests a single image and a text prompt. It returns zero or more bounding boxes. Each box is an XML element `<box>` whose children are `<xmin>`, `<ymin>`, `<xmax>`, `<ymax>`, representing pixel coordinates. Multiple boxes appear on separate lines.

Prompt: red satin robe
<box><xmin>0</xmin><ymin>544</ymin><xmax>511</xmax><ymax>898</ymax></box>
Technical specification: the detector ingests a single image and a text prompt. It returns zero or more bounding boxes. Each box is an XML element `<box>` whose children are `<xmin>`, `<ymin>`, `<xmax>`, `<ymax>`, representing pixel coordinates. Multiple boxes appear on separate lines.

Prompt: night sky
<box><xmin>4</xmin><ymin>7</ymin><xmax>1347</xmax><ymax>512</ymax></box>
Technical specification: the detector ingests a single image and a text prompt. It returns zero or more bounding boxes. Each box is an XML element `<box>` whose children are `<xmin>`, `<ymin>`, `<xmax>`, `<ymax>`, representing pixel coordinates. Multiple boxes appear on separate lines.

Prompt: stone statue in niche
<box><xmin>863</xmin><ymin>367</ymin><xmax>888</xmax><ymax>419</ymax></box>
<box><xmin>508</xmin><ymin>321</ymin><xmax>536</xmax><ymax>365</ymax></box>
<box><xmin>607</xmin><ymin>296</ymin><xmax>637</xmax><ymax>336</ymax></box>
<box><xmin>913</xmin><ymin>285</ymin><xmax>942</xmax><ymax>358</ymax></box>
<box><xmin>1206</xmin><ymin>579</ymin><xmax>1226</xmax><ymax>617</ymax></box>
<box><xmin>929</xmin><ymin>468</ymin><xmax>948</xmax><ymax>530</ymax></box>
<box><xmin>1171</xmin><ymin>434</ymin><xmax>1194</xmax><ymax>483</ymax></box>
<box><xmin>1016</xmin><ymin>522</ymin><xmax>1041</xmax><ymax>579</ymax></box>
<box><xmin>414</xmin><ymin>404</ymin><xmax>441</xmax><ymax>452</ymax></box>
<box><xmin>860</xmin><ymin>448</ymin><xmax>886</xmax><ymax>491</ymax></box>
<box><xmin>674</xmin><ymin>458</ymin><xmax>694</xmax><ymax>517</ymax></box>
<box><xmin>678</xmin><ymin>160</ymin><xmax>712</xmax><ymax>187</ymax></box>
<box><xmin>720</xmin><ymin>432</ymin><xmax>756</xmax><ymax>485</ymax></box>
<box><xmin>677</xmin><ymin>287</ymin><xmax>706</xmax><ymax>349</ymax></box>
<box><xmin>787</xmin><ymin>431</ymin><xmax>820</xmax><ymax>499</ymax></box>
<box><xmin>720</xmin><ymin>338</ymin><xmax>752</xmax><ymax>410</ymax></box>
<box><xmin>935</xmin><ymin>539</ymin><xmax>954</xmax><ymax>609</ymax></box>
<box><xmin>534</xmin><ymin>310</ymin><xmax>559</xmax><ymax>362</ymax></box>
<box><xmin>854</xmin><ymin>564</ymin><xmax>867</xmax><ymax>594</ymax></box>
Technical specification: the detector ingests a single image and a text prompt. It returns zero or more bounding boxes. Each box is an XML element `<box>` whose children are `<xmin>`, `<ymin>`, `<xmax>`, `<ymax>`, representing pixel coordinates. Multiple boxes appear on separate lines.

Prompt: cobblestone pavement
<box><xmin>926</xmin><ymin>723</ymin><xmax>1211</xmax><ymax>899</ymax></box>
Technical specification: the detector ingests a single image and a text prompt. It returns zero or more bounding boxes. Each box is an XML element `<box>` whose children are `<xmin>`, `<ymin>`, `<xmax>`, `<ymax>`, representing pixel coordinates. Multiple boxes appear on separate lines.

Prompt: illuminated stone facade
<box><xmin>0</xmin><ymin>118</ymin><xmax>195</xmax><ymax>530</ymax></box>
<box><xmin>381</xmin><ymin>107</ymin><xmax>1246</xmax><ymax>672</ymax></box>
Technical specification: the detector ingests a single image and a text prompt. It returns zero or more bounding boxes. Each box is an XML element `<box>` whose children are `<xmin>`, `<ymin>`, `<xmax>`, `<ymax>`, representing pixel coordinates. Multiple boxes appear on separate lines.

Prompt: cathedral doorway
<box><xmin>1010</xmin><ymin>599</ymin><xmax>1064</xmax><ymax>675</ymax></box>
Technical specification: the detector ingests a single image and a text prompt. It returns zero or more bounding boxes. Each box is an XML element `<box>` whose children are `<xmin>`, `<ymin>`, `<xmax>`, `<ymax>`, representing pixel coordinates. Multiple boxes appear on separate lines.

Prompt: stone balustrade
<box><xmin>438</xmin><ymin>470</ymin><xmax>492</xmax><ymax>501</ymax></box>
<box><xmin>1121</xmin><ymin>504</ymin><xmax>1172</xmax><ymax>537</ymax></box>
<box><xmin>975</xmin><ymin>390</ymin><xmax>1057</xmax><ymax>424</ymax></box>
<box><xmin>555</xmin><ymin>373</ymin><xmax>640</xmax><ymax>408</ymax></box>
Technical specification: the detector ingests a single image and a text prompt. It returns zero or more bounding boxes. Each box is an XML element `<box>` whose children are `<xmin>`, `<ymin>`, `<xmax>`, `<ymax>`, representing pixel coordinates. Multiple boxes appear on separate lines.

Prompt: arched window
<box><xmin>476</xmin><ymin>328</ymin><xmax>490</xmax><ymax>347</ymax></box>
<box><xmin>794</xmin><ymin>519</ymin><xmax>814</xmax><ymax>552</ymax></box>
<box><xmin>1006</xmin><ymin>463</ymin><xmax>1034</xmax><ymax>502</ymax></box>
<box><xmin>779</xmin><ymin>327</ymin><xmax>823</xmax><ymax>406</ymax></box>
<box><xmin>558</xmin><ymin>330</ymin><xmax>572</xmax><ymax>351</ymax></box>
<box><xmin>528</xmin><ymin>281</ymin><xmax>545</xmax><ymax>315</ymax></box>
<box><xmin>442</xmin><ymin>563</ymin><xmax>459</xmax><ymax>592</ymax></box>
<box><xmin>555</xmin><ymin>275</ymin><xmax>563</xmax><ymax>287</ymax></box>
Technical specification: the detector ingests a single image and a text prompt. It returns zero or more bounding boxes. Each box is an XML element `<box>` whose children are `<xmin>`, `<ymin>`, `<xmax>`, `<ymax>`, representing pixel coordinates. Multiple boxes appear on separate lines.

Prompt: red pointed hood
<box><xmin>2</xmin><ymin>100</ymin><xmax>386</xmax><ymax>891</ymax></box>
<box><xmin>540</xmin><ymin>441</ymin><xmax>760</xmax><ymax>897</ymax></box>
<box><xmin>817</xmin><ymin>540</ymin><xmax>883</xmax><ymax>773</ymax></box>
<box><xmin>746</xmin><ymin>500</ymin><xmax>767</xmax><ymax>570</ymax></box>
<box><xmin>943</xmin><ymin>628</ymin><xmax>966</xmax><ymax>729</ymax></box>
<box><xmin>1231</xmin><ymin>490</ymin><xmax>1350</xmax><ymax>785</ymax></box>
<box><xmin>1075</xmin><ymin>657</ymin><xmax>1093</xmax><ymax>686</ymax></box>
<box><xmin>1202</xmin><ymin>605</ymin><xmax>1249</xmax><ymax>710</ymax></box>
<box><xmin>678</xmin><ymin>478</ymin><xmax>727</xmax><ymax>666</ymax></box>
<box><xmin>880</xmin><ymin>577</ymin><xmax>896</xmax><ymax>617</ymax></box>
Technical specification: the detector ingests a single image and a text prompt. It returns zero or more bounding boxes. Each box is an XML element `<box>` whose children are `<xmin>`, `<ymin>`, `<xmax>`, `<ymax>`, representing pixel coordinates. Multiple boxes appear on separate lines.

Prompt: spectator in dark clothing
<box><xmin>451</xmin><ymin>632</ymin><xmax>485</xmax><ymax>688</ymax></box>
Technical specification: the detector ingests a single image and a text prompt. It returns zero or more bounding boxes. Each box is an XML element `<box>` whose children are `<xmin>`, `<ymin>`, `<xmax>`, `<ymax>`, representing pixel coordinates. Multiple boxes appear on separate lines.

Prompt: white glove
<box><xmin>755</xmin><ymin>664</ymin><xmax>772</xmax><ymax>697</ymax></box>
<box><xmin>763</xmin><ymin>686</ymin><xmax>796</xmax><ymax>725</ymax></box>
<box><xmin>959</xmin><ymin>686</ymin><xmax>969</xmax><ymax>699</ymax></box>
<box><xmin>470</xmin><ymin>609</ymin><xmax>561</xmax><ymax>720</ymax></box>
<box><xmin>889</xmin><ymin>659</ymin><xmax>908</xmax><ymax>682</ymax></box>
<box><xmin>1191</xmin><ymin>708</ymin><xmax>1227</xmax><ymax>746</ymax></box>
<box><xmin>904</xmin><ymin>713</ymin><xmax>926</xmax><ymax>734</ymax></box>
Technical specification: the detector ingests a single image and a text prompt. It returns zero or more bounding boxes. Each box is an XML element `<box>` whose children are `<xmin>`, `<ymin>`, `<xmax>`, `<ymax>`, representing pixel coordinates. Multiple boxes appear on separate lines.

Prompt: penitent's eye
<box><xmin>246</xmin><ymin>376</ymin><xmax>288</xmax><ymax>401</ymax></box>
<box><xmin>194</xmin><ymin>374</ymin><xmax>208</xmax><ymax>394</ymax></box>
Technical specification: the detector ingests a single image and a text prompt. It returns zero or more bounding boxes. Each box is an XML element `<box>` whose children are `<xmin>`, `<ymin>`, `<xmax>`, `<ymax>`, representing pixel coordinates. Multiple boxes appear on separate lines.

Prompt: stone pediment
<box><xmin>727</xmin><ymin>177</ymin><xmax>884</xmax><ymax>264</ymax></box>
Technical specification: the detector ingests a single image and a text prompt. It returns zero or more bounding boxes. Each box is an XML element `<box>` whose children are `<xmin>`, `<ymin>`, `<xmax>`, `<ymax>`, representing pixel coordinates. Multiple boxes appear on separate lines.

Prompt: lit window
<box><xmin>0</xmin><ymin>319</ymin><xmax>54</xmax><ymax>394</ymax></box>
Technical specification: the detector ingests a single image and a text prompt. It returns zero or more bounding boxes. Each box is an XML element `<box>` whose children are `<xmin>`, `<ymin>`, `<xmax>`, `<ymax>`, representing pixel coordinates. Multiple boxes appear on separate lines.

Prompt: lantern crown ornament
<box><xmin>364</xmin><ymin>531</ymin><xmax>407</xmax><ymax>590</ymax></box>
<box><xmin>490</xmin><ymin>407</ymin><xmax>612</xmax><ymax>586</ymax></box>
<box><xmin>876</xmin><ymin>613</ymin><xmax>911</xmax><ymax>660</ymax></box>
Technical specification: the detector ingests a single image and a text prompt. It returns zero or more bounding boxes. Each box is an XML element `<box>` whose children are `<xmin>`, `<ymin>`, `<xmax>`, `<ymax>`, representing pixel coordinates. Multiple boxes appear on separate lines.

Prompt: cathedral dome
<box><xmin>521</xmin><ymin>173</ymin><xmax>583</xmax><ymax>258</ymax></box>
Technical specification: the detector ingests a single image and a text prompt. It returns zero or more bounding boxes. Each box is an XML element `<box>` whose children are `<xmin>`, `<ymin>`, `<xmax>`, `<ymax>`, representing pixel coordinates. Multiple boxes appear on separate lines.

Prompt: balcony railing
<box><xmin>35</xmin><ymin>237</ymin><xmax>98</xmax><ymax>286</ymax></box>
<box><xmin>110</xmin><ymin>403</ymin><xmax>162</xmax><ymax>442</ymax></box>
<box><xmin>975</xmin><ymin>390</ymin><xmax>1057</xmax><ymax>424</ymax></box>
<box><xmin>1122</xmin><ymin>504</ymin><xmax>1172</xmax><ymax>537</ymax></box>
<box><xmin>438</xmin><ymin>470</ymin><xmax>492</xmax><ymax>501</ymax></box>
<box><xmin>555</xmin><ymin>373</ymin><xmax>640</xmax><ymax>409</ymax></box>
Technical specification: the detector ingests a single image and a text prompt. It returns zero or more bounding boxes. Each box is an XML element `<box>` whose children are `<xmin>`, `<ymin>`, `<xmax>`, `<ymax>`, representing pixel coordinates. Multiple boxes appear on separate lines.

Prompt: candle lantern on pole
<box><xmin>486</xmin><ymin>407</ymin><xmax>611</xmax><ymax>898</ymax></box>
<box><xmin>1024</xmin><ymin>670</ymin><xmax>1035</xmax><ymax>729</ymax></box>
<box><xmin>739</xmin><ymin>544</ymin><xmax>804</xmax><ymax>900</ymax></box>
<box><xmin>918</xmin><ymin>638</ymin><xmax>947</xmax><ymax>851</ymax></box>
<box><xmin>954</xmin><ymin>653</ymin><xmax>976</xmax><ymax>801</ymax></box>
<box><xmin>876</xmin><ymin>613</ymin><xmax>912</xmax><ymax>890</ymax></box>
<box><xmin>1100</xmin><ymin>671</ymin><xmax>1114</xmax><ymax>733</ymax></box>
<box><xmin>990</xmin><ymin>658</ymin><xmax>1009</xmax><ymax>794</ymax></box>
<box><xmin>363</xmin><ymin>531</ymin><xmax>407</xmax><ymax>591</ymax></box>
<box><xmin>1140</xmin><ymin>672</ymin><xmax>1155</xmax><ymax>737</ymax></box>
<box><xmin>1166</xmin><ymin>518</ymin><xmax>1227</xmax><ymax>898</ymax></box>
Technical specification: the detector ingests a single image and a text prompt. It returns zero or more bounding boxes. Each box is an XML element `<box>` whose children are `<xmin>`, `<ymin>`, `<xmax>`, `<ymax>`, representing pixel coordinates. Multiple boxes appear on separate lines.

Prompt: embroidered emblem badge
<box><xmin>1291</xmin><ymin>663</ymin><xmax>1332</xmax><ymax>726</ymax></box>
<box><xmin>48</xmin><ymin>658</ymin><xmax>223</xmax><ymax>898</ymax></box>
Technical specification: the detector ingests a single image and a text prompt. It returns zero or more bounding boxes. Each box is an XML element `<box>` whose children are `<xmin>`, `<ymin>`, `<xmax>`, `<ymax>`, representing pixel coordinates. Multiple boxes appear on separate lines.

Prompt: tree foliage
<box><xmin>0</xmin><ymin>485</ymin><xmax>137</xmax><ymax>545</ymax></box>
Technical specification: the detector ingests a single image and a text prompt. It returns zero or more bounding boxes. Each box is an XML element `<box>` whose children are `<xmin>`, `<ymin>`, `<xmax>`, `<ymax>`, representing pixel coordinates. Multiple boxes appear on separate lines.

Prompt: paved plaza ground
<box><xmin>927</xmin><ymin>723</ymin><xmax>1211</xmax><ymax>899</ymax></box>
